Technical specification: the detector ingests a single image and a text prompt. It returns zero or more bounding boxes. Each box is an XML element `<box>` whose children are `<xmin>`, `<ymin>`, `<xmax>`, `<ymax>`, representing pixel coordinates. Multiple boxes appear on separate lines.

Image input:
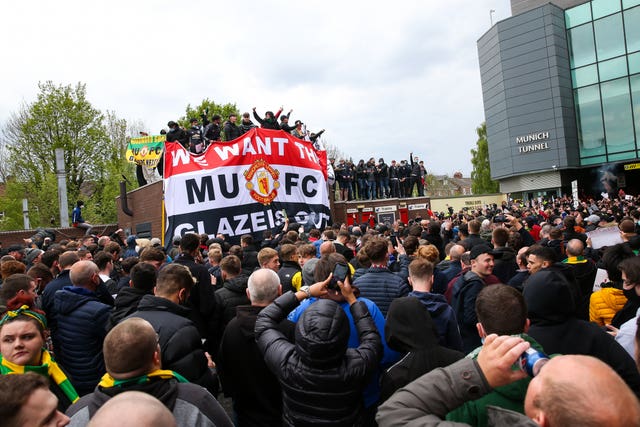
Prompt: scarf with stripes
<box><xmin>98</xmin><ymin>369</ymin><xmax>188</xmax><ymax>388</ymax></box>
<box><xmin>0</xmin><ymin>349</ymin><xmax>79</xmax><ymax>404</ymax></box>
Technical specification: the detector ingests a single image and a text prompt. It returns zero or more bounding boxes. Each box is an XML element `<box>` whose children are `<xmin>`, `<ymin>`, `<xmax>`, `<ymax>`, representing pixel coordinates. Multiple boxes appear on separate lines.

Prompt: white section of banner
<box><xmin>164</xmin><ymin>164</ymin><xmax>328</xmax><ymax>217</ymax></box>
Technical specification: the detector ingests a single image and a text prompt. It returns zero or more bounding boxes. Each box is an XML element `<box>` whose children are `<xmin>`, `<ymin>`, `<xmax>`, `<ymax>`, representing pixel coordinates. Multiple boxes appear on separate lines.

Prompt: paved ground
<box><xmin>219</xmin><ymin>395</ymin><xmax>233</xmax><ymax>418</ymax></box>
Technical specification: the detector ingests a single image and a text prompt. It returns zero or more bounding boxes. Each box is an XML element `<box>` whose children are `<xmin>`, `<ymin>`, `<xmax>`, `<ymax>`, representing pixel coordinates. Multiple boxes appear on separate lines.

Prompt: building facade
<box><xmin>478</xmin><ymin>0</ymin><xmax>640</xmax><ymax>200</ymax></box>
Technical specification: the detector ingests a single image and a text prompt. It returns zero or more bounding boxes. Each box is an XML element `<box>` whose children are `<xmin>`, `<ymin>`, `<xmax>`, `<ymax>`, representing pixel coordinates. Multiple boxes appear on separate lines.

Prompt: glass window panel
<box><xmin>581</xmin><ymin>155</ymin><xmax>607</xmax><ymax>165</ymax></box>
<box><xmin>624</xmin><ymin>7</ymin><xmax>640</xmax><ymax>53</ymax></box>
<box><xmin>575</xmin><ymin>85</ymin><xmax>606</xmax><ymax>158</ymax></box>
<box><xmin>592</xmin><ymin>0</ymin><xmax>621</xmax><ymax>19</ymax></box>
<box><xmin>630</xmin><ymin>52</ymin><xmax>640</xmax><ymax>74</ymax></box>
<box><xmin>630</xmin><ymin>74</ymin><xmax>640</xmax><ymax>146</ymax></box>
<box><xmin>608</xmin><ymin>151</ymin><xmax>637</xmax><ymax>161</ymax></box>
<box><xmin>624</xmin><ymin>0</ymin><xmax>640</xmax><ymax>9</ymax></box>
<box><xmin>599</xmin><ymin>56</ymin><xmax>628</xmax><ymax>81</ymax></box>
<box><xmin>566</xmin><ymin>3</ymin><xmax>592</xmax><ymax>28</ymax></box>
<box><xmin>568</xmin><ymin>24</ymin><xmax>597</xmax><ymax>68</ymax></box>
<box><xmin>601</xmin><ymin>77</ymin><xmax>635</xmax><ymax>152</ymax></box>
<box><xmin>572</xmin><ymin>64</ymin><xmax>599</xmax><ymax>87</ymax></box>
<box><xmin>594</xmin><ymin>14</ymin><xmax>626</xmax><ymax>61</ymax></box>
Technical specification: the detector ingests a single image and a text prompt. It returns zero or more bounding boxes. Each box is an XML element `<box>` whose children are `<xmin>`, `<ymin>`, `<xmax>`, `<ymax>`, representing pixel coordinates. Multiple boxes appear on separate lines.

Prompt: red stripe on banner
<box><xmin>164</xmin><ymin>128</ymin><xmax>327</xmax><ymax>179</ymax></box>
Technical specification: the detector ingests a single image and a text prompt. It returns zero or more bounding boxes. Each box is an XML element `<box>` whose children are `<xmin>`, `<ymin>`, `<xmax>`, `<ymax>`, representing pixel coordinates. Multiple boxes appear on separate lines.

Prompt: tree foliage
<box><xmin>0</xmin><ymin>81</ymin><xmax>137</xmax><ymax>228</ymax></box>
<box><xmin>470</xmin><ymin>122</ymin><xmax>499</xmax><ymax>194</ymax></box>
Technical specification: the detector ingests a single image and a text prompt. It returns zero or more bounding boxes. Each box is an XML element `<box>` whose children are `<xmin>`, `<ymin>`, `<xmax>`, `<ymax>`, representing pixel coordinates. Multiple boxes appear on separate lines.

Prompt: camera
<box><xmin>493</xmin><ymin>215</ymin><xmax>507</xmax><ymax>223</ymax></box>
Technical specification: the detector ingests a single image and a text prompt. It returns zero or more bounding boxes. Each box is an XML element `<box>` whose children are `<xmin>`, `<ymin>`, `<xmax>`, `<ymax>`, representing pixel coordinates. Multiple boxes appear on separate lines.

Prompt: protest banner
<box><xmin>163</xmin><ymin>128</ymin><xmax>330</xmax><ymax>244</ymax></box>
<box><xmin>586</xmin><ymin>226</ymin><xmax>623</xmax><ymax>250</ymax></box>
<box><xmin>126</xmin><ymin>135</ymin><xmax>165</xmax><ymax>168</ymax></box>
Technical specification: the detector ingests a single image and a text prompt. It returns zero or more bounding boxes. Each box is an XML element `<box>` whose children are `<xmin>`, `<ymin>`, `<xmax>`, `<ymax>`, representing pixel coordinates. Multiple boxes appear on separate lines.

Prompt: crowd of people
<box><xmin>331</xmin><ymin>154</ymin><xmax>427</xmax><ymax>201</ymax></box>
<box><xmin>1</xmin><ymin>192</ymin><xmax>640</xmax><ymax>426</ymax></box>
<box><xmin>164</xmin><ymin>107</ymin><xmax>326</xmax><ymax>156</ymax></box>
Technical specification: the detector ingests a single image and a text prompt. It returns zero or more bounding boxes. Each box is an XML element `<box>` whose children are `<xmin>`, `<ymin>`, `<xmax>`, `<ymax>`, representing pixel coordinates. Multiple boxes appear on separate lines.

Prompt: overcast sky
<box><xmin>1</xmin><ymin>0</ymin><xmax>511</xmax><ymax>176</ymax></box>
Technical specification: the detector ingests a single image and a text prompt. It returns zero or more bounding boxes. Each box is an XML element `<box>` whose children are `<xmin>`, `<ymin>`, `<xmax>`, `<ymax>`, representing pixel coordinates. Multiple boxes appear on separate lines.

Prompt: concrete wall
<box><xmin>511</xmin><ymin>0</ymin><xmax>589</xmax><ymax>15</ymax></box>
<box><xmin>478</xmin><ymin>3</ymin><xmax>580</xmax><ymax>181</ymax></box>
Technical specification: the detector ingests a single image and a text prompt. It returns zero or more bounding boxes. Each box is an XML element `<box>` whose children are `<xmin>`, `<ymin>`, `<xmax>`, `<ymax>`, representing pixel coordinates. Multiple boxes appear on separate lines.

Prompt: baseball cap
<box><xmin>470</xmin><ymin>244</ymin><xmax>501</xmax><ymax>260</ymax></box>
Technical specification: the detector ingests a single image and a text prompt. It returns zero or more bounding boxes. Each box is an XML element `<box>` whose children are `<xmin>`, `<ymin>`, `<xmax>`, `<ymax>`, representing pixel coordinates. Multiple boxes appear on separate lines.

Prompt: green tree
<box><xmin>0</xmin><ymin>81</ymin><xmax>136</xmax><ymax>228</ymax></box>
<box><xmin>471</xmin><ymin>122</ymin><xmax>499</xmax><ymax>194</ymax></box>
<box><xmin>85</xmin><ymin>111</ymin><xmax>137</xmax><ymax>223</ymax></box>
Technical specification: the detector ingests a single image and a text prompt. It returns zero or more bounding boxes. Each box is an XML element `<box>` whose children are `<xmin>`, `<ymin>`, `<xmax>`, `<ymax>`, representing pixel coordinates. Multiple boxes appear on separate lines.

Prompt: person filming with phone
<box><xmin>255</xmin><ymin>253</ymin><xmax>384</xmax><ymax>426</ymax></box>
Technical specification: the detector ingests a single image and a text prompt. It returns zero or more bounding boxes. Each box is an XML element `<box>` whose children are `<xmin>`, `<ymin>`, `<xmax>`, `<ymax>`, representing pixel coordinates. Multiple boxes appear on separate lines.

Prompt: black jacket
<box><xmin>381</xmin><ymin>297</ymin><xmax>464</xmax><ymax>403</ymax></box>
<box><xmin>252</xmin><ymin>111</ymin><xmax>281</xmax><ymax>130</ymax></box>
<box><xmin>223</xmin><ymin>121</ymin><xmax>242</xmax><ymax>141</ymax></box>
<box><xmin>451</xmin><ymin>271</ymin><xmax>485</xmax><ymax>353</ymax></box>
<box><xmin>128</xmin><ymin>295</ymin><xmax>218</xmax><ymax>396</ymax></box>
<box><xmin>218</xmin><ymin>305</ymin><xmax>295</xmax><ymax>427</ymax></box>
<box><xmin>173</xmin><ymin>253</ymin><xmax>217</xmax><ymax>345</ymax></box>
<box><xmin>210</xmin><ymin>275</ymin><xmax>250</xmax><ymax>357</ymax></box>
<box><xmin>204</xmin><ymin>122</ymin><xmax>221</xmax><ymax>142</ymax></box>
<box><xmin>215</xmin><ymin>275</ymin><xmax>250</xmax><ymax>326</ymax></box>
<box><xmin>492</xmin><ymin>246</ymin><xmax>518</xmax><ymax>284</ymax></box>
<box><xmin>524</xmin><ymin>270</ymin><xmax>640</xmax><ymax>398</ymax></box>
<box><xmin>278</xmin><ymin>261</ymin><xmax>302</xmax><ymax>294</ymax></box>
<box><xmin>241</xmin><ymin>245</ymin><xmax>259</xmax><ymax>273</ymax></box>
<box><xmin>255</xmin><ymin>292</ymin><xmax>382</xmax><ymax>426</ymax></box>
<box><xmin>240</xmin><ymin>119</ymin><xmax>256</xmax><ymax>135</ymax></box>
<box><xmin>107</xmin><ymin>286</ymin><xmax>152</xmax><ymax>330</ymax></box>
<box><xmin>166</xmin><ymin>127</ymin><xmax>189</xmax><ymax>148</ymax></box>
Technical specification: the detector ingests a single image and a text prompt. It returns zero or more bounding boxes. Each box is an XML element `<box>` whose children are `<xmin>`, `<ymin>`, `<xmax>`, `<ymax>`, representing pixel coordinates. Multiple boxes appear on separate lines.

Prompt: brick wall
<box><xmin>0</xmin><ymin>225</ymin><xmax>119</xmax><ymax>248</ymax></box>
<box><xmin>116</xmin><ymin>181</ymin><xmax>164</xmax><ymax>240</ymax></box>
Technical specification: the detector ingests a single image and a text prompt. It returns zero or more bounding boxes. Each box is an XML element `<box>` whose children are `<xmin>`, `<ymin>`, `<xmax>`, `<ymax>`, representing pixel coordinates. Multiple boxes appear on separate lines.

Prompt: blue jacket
<box><xmin>71</xmin><ymin>206</ymin><xmax>84</xmax><ymax>224</ymax></box>
<box><xmin>441</xmin><ymin>260</ymin><xmax>462</xmax><ymax>284</ymax></box>
<box><xmin>53</xmin><ymin>286</ymin><xmax>110</xmax><ymax>396</ymax></box>
<box><xmin>353</xmin><ymin>266</ymin><xmax>410</xmax><ymax>316</ymax></box>
<box><xmin>288</xmin><ymin>297</ymin><xmax>401</xmax><ymax>408</ymax></box>
<box><xmin>408</xmin><ymin>291</ymin><xmax>463</xmax><ymax>352</ymax></box>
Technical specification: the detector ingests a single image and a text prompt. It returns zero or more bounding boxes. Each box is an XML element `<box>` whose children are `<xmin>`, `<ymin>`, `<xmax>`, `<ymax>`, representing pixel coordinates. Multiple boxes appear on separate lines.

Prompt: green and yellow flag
<box><xmin>126</xmin><ymin>135</ymin><xmax>166</xmax><ymax>168</ymax></box>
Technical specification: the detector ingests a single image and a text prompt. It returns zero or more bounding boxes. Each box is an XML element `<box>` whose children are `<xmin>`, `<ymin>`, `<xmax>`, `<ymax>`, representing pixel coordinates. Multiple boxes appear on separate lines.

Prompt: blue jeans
<box><xmin>368</xmin><ymin>181</ymin><xmax>377</xmax><ymax>199</ymax></box>
<box><xmin>379</xmin><ymin>177</ymin><xmax>389</xmax><ymax>197</ymax></box>
<box><xmin>357</xmin><ymin>178</ymin><xmax>367</xmax><ymax>199</ymax></box>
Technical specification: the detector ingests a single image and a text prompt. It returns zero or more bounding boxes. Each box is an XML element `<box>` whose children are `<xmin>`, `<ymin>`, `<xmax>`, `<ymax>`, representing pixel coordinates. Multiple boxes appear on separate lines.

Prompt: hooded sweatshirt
<box><xmin>524</xmin><ymin>270</ymin><xmax>640</xmax><ymax>398</ymax></box>
<box><xmin>407</xmin><ymin>291</ymin><xmax>463</xmax><ymax>351</ymax></box>
<box><xmin>66</xmin><ymin>372</ymin><xmax>232</xmax><ymax>426</ymax></box>
<box><xmin>381</xmin><ymin>297</ymin><xmax>464</xmax><ymax>403</ymax></box>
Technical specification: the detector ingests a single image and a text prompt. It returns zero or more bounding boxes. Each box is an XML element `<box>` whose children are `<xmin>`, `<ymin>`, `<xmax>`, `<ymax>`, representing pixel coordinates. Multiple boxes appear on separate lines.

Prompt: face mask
<box><xmin>623</xmin><ymin>286</ymin><xmax>640</xmax><ymax>302</ymax></box>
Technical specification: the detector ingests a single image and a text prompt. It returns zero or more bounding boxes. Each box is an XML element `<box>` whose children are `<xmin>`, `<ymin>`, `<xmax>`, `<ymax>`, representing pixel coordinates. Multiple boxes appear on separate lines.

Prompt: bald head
<box><xmin>69</xmin><ymin>260</ymin><xmax>99</xmax><ymax>289</ymax></box>
<box><xmin>104</xmin><ymin>318</ymin><xmax>159</xmax><ymax>379</ymax></box>
<box><xmin>319</xmin><ymin>241</ymin><xmax>336</xmax><ymax>256</ymax></box>
<box><xmin>525</xmin><ymin>355</ymin><xmax>640</xmax><ymax>427</ymax></box>
<box><xmin>449</xmin><ymin>244</ymin><xmax>465</xmax><ymax>261</ymax></box>
<box><xmin>88</xmin><ymin>391</ymin><xmax>176</xmax><ymax>427</ymax></box>
<box><xmin>247</xmin><ymin>268</ymin><xmax>281</xmax><ymax>306</ymax></box>
<box><xmin>565</xmin><ymin>239</ymin><xmax>584</xmax><ymax>257</ymax></box>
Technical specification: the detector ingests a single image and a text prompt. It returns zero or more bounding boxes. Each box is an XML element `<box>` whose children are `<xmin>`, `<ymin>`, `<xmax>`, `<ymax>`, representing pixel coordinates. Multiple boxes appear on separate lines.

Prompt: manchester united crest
<box><xmin>244</xmin><ymin>159</ymin><xmax>280</xmax><ymax>205</ymax></box>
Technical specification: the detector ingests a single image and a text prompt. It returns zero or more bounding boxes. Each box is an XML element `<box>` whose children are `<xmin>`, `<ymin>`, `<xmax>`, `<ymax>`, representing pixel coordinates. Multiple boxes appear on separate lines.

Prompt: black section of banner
<box><xmin>165</xmin><ymin>202</ymin><xmax>332</xmax><ymax>246</ymax></box>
